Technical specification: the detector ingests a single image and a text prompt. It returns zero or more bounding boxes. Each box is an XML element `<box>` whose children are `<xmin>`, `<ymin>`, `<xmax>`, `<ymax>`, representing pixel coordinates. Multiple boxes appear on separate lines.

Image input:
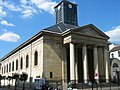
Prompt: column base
<box><xmin>63</xmin><ymin>82</ymin><xmax>67</xmax><ymax>90</ymax></box>
<box><xmin>70</xmin><ymin>80</ymin><xmax>76</xmax><ymax>84</ymax></box>
<box><xmin>106</xmin><ymin>79</ymin><xmax>109</xmax><ymax>83</ymax></box>
<box><xmin>84</xmin><ymin>79</ymin><xmax>88</xmax><ymax>84</ymax></box>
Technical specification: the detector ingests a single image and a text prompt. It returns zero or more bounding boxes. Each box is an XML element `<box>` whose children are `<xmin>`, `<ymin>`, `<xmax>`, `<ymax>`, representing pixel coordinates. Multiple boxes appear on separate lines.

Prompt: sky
<box><xmin>0</xmin><ymin>0</ymin><xmax>120</xmax><ymax>59</ymax></box>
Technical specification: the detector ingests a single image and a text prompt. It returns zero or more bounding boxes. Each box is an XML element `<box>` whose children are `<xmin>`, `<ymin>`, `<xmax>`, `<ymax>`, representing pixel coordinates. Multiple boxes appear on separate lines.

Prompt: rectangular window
<box><xmin>50</xmin><ymin>72</ymin><xmax>53</xmax><ymax>78</ymax></box>
<box><xmin>36</xmin><ymin>76</ymin><xmax>40</xmax><ymax>78</ymax></box>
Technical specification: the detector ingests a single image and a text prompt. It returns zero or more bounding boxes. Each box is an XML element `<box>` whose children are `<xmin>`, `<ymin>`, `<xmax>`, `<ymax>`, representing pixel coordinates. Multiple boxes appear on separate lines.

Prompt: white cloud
<box><xmin>21</xmin><ymin>0</ymin><xmax>28</xmax><ymax>4</ymax></box>
<box><xmin>31</xmin><ymin>0</ymin><xmax>57</xmax><ymax>14</ymax></box>
<box><xmin>105</xmin><ymin>26</ymin><xmax>120</xmax><ymax>42</ymax></box>
<box><xmin>21</xmin><ymin>5</ymin><xmax>37</xmax><ymax>18</ymax></box>
<box><xmin>0</xmin><ymin>1</ymin><xmax>22</xmax><ymax>12</ymax></box>
<box><xmin>22</xmin><ymin>9</ymin><xmax>34</xmax><ymax>18</ymax></box>
<box><xmin>0</xmin><ymin>6</ymin><xmax>7</xmax><ymax>17</ymax></box>
<box><xmin>0</xmin><ymin>0</ymin><xmax>57</xmax><ymax>18</ymax></box>
<box><xmin>0</xmin><ymin>31</ymin><xmax>21</xmax><ymax>42</ymax></box>
<box><xmin>0</xmin><ymin>20</ymin><xmax>15</xmax><ymax>26</ymax></box>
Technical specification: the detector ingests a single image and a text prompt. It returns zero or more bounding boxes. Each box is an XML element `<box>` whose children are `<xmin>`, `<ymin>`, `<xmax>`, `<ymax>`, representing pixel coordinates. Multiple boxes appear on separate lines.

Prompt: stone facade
<box><xmin>0</xmin><ymin>37</ymin><xmax>43</xmax><ymax>82</ymax></box>
<box><xmin>43</xmin><ymin>34</ymin><xmax>63</xmax><ymax>80</ymax></box>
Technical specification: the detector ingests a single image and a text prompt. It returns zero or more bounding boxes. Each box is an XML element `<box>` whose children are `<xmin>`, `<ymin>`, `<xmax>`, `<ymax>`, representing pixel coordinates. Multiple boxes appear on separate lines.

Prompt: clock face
<box><xmin>68</xmin><ymin>4</ymin><xmax>72</xmax><ymax>8</ymax></box>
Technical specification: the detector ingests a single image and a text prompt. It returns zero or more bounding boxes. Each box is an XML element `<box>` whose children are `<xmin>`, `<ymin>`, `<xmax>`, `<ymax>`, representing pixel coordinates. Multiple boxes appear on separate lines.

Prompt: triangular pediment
<box><xmin>73</xmin><ymin>24</ymin><xmax>109</xmax><ymax>39</ymax></box>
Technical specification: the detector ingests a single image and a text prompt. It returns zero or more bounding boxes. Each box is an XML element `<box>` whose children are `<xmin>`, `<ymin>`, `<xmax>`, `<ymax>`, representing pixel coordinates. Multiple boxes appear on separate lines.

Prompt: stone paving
<box><xmin>1</xmin><ymin>87</ymin><xmax>120</xmax><ymax>90</ymax></box>
<box><xmin>0</xmin><ymin>86</ymin><xmax>33</xmax><ymax>90</ymax></box>
<box><xmin>1</xmin><ymin>86</ymin><xmax>120</xmax><ymax>90</ymax></box>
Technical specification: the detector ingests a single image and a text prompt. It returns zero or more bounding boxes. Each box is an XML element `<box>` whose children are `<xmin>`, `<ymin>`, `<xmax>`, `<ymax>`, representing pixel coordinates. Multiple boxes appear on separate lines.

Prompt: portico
<box><xmin>63</xmin><ymin>24</ymin><xmax>110</xmax><ymax>84</ymax></box>
<box><xmin>66</xmin><ymin>43</ymin><xmax>109</xmax><ymax>84</ymax></box>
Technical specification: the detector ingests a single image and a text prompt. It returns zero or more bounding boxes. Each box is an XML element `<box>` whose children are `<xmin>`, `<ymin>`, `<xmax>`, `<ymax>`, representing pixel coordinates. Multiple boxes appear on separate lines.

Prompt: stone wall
<box><xmin>0</xmin><ymin>36</ymin><xmax>43</xmax><ymax>85</ymax></box>
<box><xmin>43</xmin><ymin>34</ymin><xmax>63</xmax><ymax>80</ymax></box>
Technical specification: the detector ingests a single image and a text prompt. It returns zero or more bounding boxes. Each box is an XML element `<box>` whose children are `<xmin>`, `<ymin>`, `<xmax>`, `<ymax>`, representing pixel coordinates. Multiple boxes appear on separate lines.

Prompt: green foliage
<box><xmin>8</xmin><ymin>76</ymin><xmax>12</xmax><ymax>80</ymax></box>
<box><xmin>2</xmin><ymin>76</ymin><xmax>6</xmax><ymax>79</ymax></box>
<box><xmin>20</xmin><ymin>72</ymin><xmax>28</xmax><ymax>81</ymax></box>
<box><xmin>12</xmin><ymin>73</ymin><xmax>19</xmax><ymax>79</ymax></box>
<box><xmin>0</xmin><ymin>74</ymin><xmax>2</xmax><ymax>80</ymax></box>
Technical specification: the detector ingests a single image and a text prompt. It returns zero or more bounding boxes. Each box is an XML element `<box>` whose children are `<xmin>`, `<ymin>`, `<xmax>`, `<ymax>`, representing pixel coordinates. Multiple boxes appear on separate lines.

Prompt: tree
<box><xmin>2</xmin><ymin>76</ymin><xmax>6</xmax><ymax>87</ymax></box>
<box><xmin>20</xmin><ymin>72</ymin><xmax>28</xmax><ymax>90</ymax></box>
<box><xmin>12</xmin><ymin>73</ymin><xmax>19</xmax><ymax>90</ymax></box>
<box><xmin>0</xmin><ymin>74</ymin><xmax>2</xmax><ymax>87</ymax></box>
<box><xmin>7</xmin><ymin>76</ymin><xmax>12</xmax><ymax>88</ymax></box>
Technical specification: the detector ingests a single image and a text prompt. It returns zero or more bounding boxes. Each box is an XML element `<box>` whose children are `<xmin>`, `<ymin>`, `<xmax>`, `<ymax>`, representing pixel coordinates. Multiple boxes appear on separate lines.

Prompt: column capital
<box><xmin>83</xmin><ymin>43</ymin><xmax>87</xmax><ymax>46</ymax></box>
<box><xmin>103</xmin><ymin>45</ymin><xmax>108</xmax><ymax>49</ymax></box>
<box><xmin>70</xmin><ymin>42</ymin><xmax>74</xmax><ymax>44</ymax></box>
<box><xmin>94</xmin><ymin>45</ymin><xmax>98</xmax><ymax>48</ymax></box>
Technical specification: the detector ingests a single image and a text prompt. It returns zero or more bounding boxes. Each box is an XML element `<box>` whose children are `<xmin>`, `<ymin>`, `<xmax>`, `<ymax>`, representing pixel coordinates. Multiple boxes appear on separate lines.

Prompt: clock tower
<box><xmin>54</xmin><ymin>0</ymin><xmax>78</xmax><ymax>26</ymax></box>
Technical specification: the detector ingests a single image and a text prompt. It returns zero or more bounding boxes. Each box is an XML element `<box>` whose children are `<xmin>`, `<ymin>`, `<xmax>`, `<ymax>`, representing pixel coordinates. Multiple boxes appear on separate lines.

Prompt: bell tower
<box><xmin>54</xmin><ymin>0</ymin><xmax>78</xmax><ymax>26</ymax></box>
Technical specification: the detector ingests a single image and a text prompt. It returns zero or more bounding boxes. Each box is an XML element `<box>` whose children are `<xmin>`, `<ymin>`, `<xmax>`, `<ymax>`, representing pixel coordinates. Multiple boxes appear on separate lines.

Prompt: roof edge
<box><xmin>1</xmin><ymin>31</ymin><xmax>43</xmax><ymax>61</ymax></box>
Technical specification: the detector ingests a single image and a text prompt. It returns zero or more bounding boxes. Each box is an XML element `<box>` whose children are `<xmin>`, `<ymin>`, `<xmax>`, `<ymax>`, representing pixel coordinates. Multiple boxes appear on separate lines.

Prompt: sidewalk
<box><xmin>0</xmin><ymin>86</ymin><xmax>34</xmax><ymax>90</ymax></box>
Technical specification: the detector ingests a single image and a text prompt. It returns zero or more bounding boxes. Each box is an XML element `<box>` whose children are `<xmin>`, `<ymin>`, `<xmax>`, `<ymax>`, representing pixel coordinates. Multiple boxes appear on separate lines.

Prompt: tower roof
<box><xmin>54</xmin><ymin>0</ymin><xmax>77</xmax><ymax>9</ymax></box>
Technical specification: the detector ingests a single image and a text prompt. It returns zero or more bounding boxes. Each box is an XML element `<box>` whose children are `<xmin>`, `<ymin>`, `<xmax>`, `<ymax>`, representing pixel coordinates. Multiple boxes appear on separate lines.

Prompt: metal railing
<box><xmin>2</xmin><ymin>79</ymin><xmax>120</xmax><ymax>90</ymax></box>
<box><xmin>67</xmin><ymin>79</ymin><xmax>120</xmax><ymax>90</ymax></box>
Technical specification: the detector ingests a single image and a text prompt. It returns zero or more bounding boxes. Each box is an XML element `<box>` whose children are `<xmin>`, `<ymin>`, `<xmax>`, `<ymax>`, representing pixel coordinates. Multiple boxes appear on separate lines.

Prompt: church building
<box><xmin>0</xmin><ymin>0</ymin><xmax>110</xmax><ymax>89</ymax></box>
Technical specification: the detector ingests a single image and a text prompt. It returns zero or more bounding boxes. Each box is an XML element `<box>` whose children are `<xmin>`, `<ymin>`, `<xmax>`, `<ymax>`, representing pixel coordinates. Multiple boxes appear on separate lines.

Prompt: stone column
<box><xmin>83</xmin><ymin>45</ymin><xmax>88</xmax><ymax>83</ymax></box>
<box><xmin>75</xmin><ymin>47</ymin><xmax>78</xmax><ymax>83</ymax></box>
<box><xmin>94</xmin><ymin>46</ymin><xmax>99</xmax><ymax>83</ymax></box>
<box><xmin>104</xmin><ymin>47</ymin><xmax>109</xmax><ymax>83</ymax></box>
<box><xmin>70</xmin><ymin>43</ymin><xmax>75</xmax><ymax>82</ymax></box>
<box><xmin>62</xmin><ymin>46</ymin><xmax>67</xmax><ymax>90</ymax></box>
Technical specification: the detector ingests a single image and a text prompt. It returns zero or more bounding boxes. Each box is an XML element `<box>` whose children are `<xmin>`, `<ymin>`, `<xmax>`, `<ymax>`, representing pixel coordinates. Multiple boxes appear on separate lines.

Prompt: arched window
<box><xmin>9</xmin><ymin>63</ymin><xmax>11</xmax><ymax>72</ymax></box>
<box><xmin>16</xmin><ymin>59</ymin><xmax>18</xmax><ymax>70</ymax></box>
<box><xmin>21</xmin><ymin>57</ymin><xmax>23</xmax><ymax>69</ymax></box>
<box><xmin>2</xmin><ymin>67</ymin><xmax>3</xmax><ymax>74</ymax></box>
<box><xmin>34</xmin><ymin>51</ymin><xmax>38</xmax><ymax>66</ymax></box>
<box><xmin>26</xmin><ymin>55</ymin><xmax>29</xmax><ymax>68</ymax></box>
<box><xmin>12</xmin><ymin>61</ymin><xmax>14</xmax><ymax>71</ymax></box>
<box><xmin>113</xmin><ymin>63</ymin><xmax>118</xmax><ymax>68</ymax></box>
<box><xmin>7</xmin><ymin>64</ymin><xmax>8</xmax><ymax>73</ymax></box>
<box><xmin>4</xmin><ymin>66</ymin><xmax>5</xmax><ymax>73</ymax></box>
